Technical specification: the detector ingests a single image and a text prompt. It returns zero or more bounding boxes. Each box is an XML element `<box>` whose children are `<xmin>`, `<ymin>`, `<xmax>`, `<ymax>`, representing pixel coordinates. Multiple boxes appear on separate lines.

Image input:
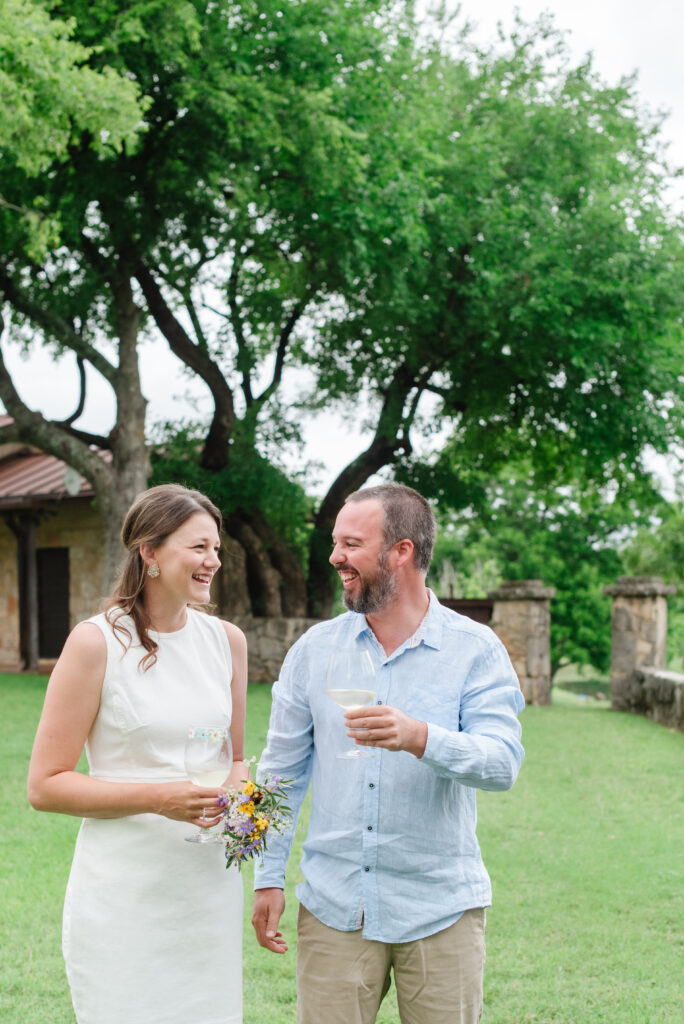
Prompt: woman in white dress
<box><xmin>28</xmin><ymin>484</ymin><xmax>247</xmax><ymax>1024</ymax></box>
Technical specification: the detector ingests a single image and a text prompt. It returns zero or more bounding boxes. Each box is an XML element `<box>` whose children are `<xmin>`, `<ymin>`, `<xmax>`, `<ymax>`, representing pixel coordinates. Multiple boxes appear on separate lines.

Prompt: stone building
<box><xmin>0</xmin><ymin>439</ymin><xmax>102</xmax><ymax>670</ymax></box>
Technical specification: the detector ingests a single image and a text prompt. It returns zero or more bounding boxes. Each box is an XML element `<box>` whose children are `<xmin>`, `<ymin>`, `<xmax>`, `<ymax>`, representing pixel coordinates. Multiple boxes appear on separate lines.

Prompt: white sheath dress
<box><xmin>62</xmin><ymin>608</ymin><xmax>243</xmax><ymax>1024</ymax></box>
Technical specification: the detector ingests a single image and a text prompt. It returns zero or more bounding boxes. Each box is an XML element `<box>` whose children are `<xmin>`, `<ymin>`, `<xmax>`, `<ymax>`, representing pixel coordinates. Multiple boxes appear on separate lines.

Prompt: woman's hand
<box><xmin>155</xmin><ymin>781</ymin><xmax>226</xmax><ymax>826</ymax></box>
<box><xmin>225</xmin><ymin>759</ymin><xmax>251</xmax><ymax>792</ymax></box>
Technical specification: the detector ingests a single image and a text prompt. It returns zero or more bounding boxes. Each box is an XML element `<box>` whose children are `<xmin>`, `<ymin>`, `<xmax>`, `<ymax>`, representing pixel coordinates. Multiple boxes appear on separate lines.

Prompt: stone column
<box><xmin>603</xmin><ymin>576</ymin><xmax>677</xmax><ymax>712</ymax></box>
<box><xmin>487</xmin><ymin>580</ymin><xmax>555</xmax><ymax>706</ymax></box>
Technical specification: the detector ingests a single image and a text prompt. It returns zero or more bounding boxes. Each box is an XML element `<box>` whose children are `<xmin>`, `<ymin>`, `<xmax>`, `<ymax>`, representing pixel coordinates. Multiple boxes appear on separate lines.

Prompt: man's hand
<box><xmin>345</xmin><ymin>705</ymin><xmax>428</xmax><ymax>758</ymax></box>
<box><xmin>252</xmin><ymin>887</ymin><xmax>288</xmax><ymax>953</ymax></box>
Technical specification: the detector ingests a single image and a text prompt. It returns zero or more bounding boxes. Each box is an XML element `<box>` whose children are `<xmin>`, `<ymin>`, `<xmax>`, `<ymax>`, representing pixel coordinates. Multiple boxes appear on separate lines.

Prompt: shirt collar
<box><xmin>419</xmin><ymin>588</ymin><xmax>443</xmax><ymax>650</ymax></box>
<box><xmin>349</xmin><ymin>587</ymin><xmax>443</xmax><ymax>651</ymax></box>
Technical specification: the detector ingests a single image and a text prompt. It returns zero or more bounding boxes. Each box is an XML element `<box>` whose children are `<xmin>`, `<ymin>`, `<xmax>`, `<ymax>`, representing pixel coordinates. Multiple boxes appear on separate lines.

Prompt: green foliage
<box><xmin>0</xmin><ymin>0</ymin><xmax>143</xmax><ymax>175</ymax></box>
<box><xmin>0</xmin><ymin>0</ymin><xmax>144</xmax><ymax>258</ymax></box>
<box><xmin>427</xmin><ymin>462</ymin><xmax>663</xmax><ymax>676</ymax></box>
<box><xmin>311</xmin><ymin>16</ymin><xmax>684</xmax><ymax>494</ymax></box>
<box><xmin>148</xmin><ymin>422</ymin><xmax>313</xmax><ymax>564</ymax></box>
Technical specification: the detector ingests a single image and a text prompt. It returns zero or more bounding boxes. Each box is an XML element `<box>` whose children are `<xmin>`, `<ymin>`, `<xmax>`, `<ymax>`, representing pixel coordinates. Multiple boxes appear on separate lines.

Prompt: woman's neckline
<box><xmin>148</xmin><ymin>607</ymin><xmax>193</xmax><ymax>638</ymax></box>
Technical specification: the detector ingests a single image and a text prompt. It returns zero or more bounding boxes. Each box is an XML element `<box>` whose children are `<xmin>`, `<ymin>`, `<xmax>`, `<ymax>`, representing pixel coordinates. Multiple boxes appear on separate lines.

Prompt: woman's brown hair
<box><xmin>106</xmin><ymin>484</ymin><xmax>222</xmax><ymax>670</ymax></box>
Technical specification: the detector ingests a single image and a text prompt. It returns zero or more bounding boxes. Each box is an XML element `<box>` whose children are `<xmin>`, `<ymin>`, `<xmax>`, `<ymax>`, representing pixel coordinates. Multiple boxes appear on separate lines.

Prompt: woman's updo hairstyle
<box><xmin>106</xmin><ymin>484</ymin><xmax>222</xmax><ymax>670</ymax></box>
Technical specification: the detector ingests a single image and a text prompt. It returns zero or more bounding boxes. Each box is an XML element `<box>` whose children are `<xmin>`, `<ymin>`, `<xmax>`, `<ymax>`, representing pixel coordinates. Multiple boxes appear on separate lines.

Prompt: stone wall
<box><xmin>603</xmin><ymin>576</ymin><xmax>677</xmax><ymax>712</ymax></box>
<box><xmin>630</xmin><ymin>667</ymin><xmax>684</xmax><ymax>731</ymax></box>
<box><xmin>488</xmin><ymin>580</ymin><xmax>555</xmax><ymax>705</ymax></box>
<box><xmin>232</xmin><ymin>616</ymin><xmax>320</xmax><ymax>683</ymax></box>
<box><xmin>603</xmin><ymin>576</ymin><xmax>683</xmax><ymax>732</ymax></box>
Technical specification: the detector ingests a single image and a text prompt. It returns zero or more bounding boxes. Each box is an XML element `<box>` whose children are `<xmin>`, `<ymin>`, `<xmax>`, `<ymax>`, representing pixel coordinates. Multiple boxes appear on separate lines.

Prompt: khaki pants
<box><xmin>296</xmin><ymin>904</ymin><xmax>486</xmax><ymax>1024</ymax></box>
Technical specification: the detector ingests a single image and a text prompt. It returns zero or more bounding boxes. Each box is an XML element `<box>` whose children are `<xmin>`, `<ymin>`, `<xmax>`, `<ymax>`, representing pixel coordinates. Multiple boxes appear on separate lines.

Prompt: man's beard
<box><xmin>342</xmin><ymin>550</ymin><xmax>397</xmax><ymax>614</ymax></box>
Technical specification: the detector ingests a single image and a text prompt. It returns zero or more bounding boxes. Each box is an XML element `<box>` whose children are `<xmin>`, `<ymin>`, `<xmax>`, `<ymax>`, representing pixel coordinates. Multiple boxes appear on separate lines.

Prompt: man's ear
<box><xmin>393</xmin><ymin>538</ymin><xmax>415</xmax><ymax>569</ymax></box>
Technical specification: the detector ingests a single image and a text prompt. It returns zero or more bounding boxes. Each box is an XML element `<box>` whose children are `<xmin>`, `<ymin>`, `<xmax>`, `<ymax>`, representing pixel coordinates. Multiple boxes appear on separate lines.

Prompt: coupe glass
<box><xmin>326</xmin><ymin>650</ymin><xmax>377</xmax><ymax>760</ymax></box>
<box><xmin>183</xmin><ymin>725</ymin><xmax>232</xmax><ymax>843</ymax></box>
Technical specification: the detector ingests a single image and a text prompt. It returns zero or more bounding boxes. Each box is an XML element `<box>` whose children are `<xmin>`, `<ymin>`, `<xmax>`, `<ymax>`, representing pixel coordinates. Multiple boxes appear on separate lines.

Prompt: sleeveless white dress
<box><xmin>62</xmin><ymin>608</ymin><xmax>243</xmax><ymax>1024</ymax></box>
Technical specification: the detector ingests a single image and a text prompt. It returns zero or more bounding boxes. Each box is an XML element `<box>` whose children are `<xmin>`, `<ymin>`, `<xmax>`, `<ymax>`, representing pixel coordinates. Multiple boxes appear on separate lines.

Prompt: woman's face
<box><xmin>144</xmin><ymin>511</ymin><xmax>221</xmax><ymax>606</ymax></box>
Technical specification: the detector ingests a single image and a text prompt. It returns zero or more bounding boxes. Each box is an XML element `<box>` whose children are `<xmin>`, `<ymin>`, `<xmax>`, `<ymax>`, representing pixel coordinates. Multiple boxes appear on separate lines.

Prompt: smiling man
<box><xmin>252</xmin><ymin>483</ymin><xmax>525</xmax><ymax>1024</ymax></box>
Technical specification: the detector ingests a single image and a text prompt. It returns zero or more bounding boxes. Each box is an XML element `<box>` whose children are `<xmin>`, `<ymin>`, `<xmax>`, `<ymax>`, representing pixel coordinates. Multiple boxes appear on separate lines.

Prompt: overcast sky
<box><xmin>3</xmin><ymin>0</ymin><xmax>683</xmax><ymax>494</ymax></box>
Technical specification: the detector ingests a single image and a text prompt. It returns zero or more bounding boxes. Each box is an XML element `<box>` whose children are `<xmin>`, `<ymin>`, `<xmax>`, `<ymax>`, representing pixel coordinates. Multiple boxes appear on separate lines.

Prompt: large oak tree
<box><xmin>1</xmin><ymin>4</ymin><xmax>682</xmax><ymax>612</ymax></box>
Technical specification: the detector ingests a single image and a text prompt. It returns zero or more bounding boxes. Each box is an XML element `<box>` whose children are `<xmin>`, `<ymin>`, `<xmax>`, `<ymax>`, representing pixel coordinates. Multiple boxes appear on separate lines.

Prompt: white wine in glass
<box><xmin>184</xmin><ymin>725</ymin><xmax>232</xmax><ymax>844</ymax></box>
<box><xmin>327</xmin><ymin>689</ymin><xmax>377</xmax><ymax>710</ymax></box>
<box><xmin>326</xmin><ymin>650</ymin><xmax>377</xmax><ymax>760</ymax></box>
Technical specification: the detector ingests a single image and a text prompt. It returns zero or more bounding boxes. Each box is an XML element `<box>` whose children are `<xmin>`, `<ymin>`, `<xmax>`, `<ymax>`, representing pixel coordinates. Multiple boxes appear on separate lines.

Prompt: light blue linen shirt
<box><xmin>254</xmin><ymin>589</ymin><xmax>525</xmax><ymax>943</ymax></box>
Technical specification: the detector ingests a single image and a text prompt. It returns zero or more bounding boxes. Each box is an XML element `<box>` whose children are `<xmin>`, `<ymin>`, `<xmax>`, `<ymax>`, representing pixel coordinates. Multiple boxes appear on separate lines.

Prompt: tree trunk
<box><xmin>103</xmin><ymin>277</ymin><xmax>151</xmax><ymax>591</ymax></box>
<box><xmin>226</xmin><ymin>514</ymin><xmax>283</xmax><ymax>617</ymax></box>
<box><xmin>248</xmin><ymin>511</ymin><xmax>307</xmax><ymax>616</ymax></box>
<box><xmin>307</xmin><ymin>434</ymin><xmax>404</xmax><ymax>617</ymax></box>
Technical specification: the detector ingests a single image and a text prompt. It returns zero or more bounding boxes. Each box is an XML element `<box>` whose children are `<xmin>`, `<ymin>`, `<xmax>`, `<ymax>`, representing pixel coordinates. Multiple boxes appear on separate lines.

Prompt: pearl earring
<box><xmin>147</xmin><ymin>563</ymin><xmax>160</xmax><ymax>579</ymax></box>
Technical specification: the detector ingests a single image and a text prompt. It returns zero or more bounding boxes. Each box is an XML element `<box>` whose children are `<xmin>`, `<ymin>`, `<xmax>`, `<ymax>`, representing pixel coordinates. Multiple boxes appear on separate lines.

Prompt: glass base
<box><xmin>185</xmin><ymin>830</ymin><xmax>225</xmax><ymax>844</ymax></box>
<box><xmin>336</xmin><ymin>748</ymin><xmax>375</xmax><ymax>759</ymax></box>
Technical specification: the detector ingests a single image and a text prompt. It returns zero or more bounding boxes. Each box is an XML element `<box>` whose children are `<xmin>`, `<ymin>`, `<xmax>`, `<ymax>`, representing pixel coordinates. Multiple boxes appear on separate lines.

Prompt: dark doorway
<box><xmin>37</xmin><ymin>548</ymin><xmax>70</xmax><ymax>658</ymax></box>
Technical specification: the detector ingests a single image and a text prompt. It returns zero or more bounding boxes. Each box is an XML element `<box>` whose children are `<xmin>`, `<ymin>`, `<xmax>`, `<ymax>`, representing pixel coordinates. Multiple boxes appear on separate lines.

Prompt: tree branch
<box><xmin>133</xmin><ymin>257</ymin><xmax>236</xmax><ymax>469</ymax></box>
<box><xmin>227</xmin><ymin>248</ymin><xmax>254</xmax><ymax>408</ymax></box>
<box><xmin>315</xmin><ymin>367</ymin><xmax>419</xmax><ymax>528</ymax></box>
<box><xmin>0</xmin><ymin>316</ymin><xmax>113</xmax><ymax>483</ymax></box>
<box><xmin>182</xmin><ymin>290</ymin><xmax>209</xmax><ymax>351</ymax></box>
<box><xmin>59</xmin><ymin>355</ymin><xmax>87</xmax><ymax>426</ymax></box>
<box><xmin>0</xmin><ymin>268</ymin><xmax>117</xmax><ymax>384</ymax></box>
<box><xmin>254</xmin><ymin>300</ymin><xmax>306</xmax><ymax>406</ymax></box>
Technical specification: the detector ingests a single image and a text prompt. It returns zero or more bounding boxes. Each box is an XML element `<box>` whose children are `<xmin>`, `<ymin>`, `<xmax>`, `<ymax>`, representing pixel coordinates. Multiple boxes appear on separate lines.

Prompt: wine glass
<box><xmin>326</xmin><ymin>649</ymin><xmax>377</xmax><ymax>760</ymax></box>
<box><xmin>184</xmin><ymin>725</ymin><xmax>232</xmax><ymax>844</ymax></box>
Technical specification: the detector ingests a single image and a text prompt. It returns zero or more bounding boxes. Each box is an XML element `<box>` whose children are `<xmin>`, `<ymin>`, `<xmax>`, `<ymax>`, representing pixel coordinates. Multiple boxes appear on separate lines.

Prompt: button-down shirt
<box><xmin>254</xmin><ymin>589</ymin><xmax>525</xmax><ymax>943</ymax></box>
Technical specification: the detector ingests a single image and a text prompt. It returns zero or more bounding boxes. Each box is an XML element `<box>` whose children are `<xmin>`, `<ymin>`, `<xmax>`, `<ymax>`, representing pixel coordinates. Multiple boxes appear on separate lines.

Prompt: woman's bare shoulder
<box><xmin>218</xmin><ymin>619</ymin><xmax>247</xmax><ymax>652</ymax></box>
<box><xmin>59</xmin><ymin>620</ymin><xmax>108</xmax><ymax>669</ymax></box>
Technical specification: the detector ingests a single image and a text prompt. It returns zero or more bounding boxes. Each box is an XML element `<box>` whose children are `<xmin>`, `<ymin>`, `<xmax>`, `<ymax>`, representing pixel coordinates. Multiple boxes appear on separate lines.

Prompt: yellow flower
<box><xmin>243</xmin><ymin>781</ymin><xmax>256</xmax><ymax>797</ymax></box>
<box><xmin>240</xmin><ymin>801</ymin><xmax>255</xmax><ymax>816</ymax></box>
<box><xmin>255</xmin><ymin>816</ymin><xmax>268</xmax><ymax>831</ymax></box>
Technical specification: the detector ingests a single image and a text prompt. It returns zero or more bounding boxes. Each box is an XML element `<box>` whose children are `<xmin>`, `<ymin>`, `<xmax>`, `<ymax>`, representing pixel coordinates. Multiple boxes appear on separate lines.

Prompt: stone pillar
<box><xmin>487</xmin><ymin>580</ymin><xmax>555</xmax><ymax>706</ymax></box>
<box><xmin>603</xmin><ymin>576</ymin><xmax>677</xmax><ymax>712</ymax></box>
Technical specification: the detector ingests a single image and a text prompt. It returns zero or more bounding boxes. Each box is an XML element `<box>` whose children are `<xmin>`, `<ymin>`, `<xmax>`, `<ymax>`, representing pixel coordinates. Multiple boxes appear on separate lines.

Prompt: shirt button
<box><xmin>368</xmin><ymin>783</ymin><xmax>375</xmax><ymax>789</ymax></box>
<box><xmin>377</xmin><ymin>700</ymin><xmax>383</xmax><ymax>705</ymax></box>
<box><xmin>364</xmin><ymin>866</ymin><xmax>370</xmax><ymax>872</ymax></box>
<box><xmin>367</xmin><ymin>825</ymin><xmax>373</xmax><ymax>831</ymax></box>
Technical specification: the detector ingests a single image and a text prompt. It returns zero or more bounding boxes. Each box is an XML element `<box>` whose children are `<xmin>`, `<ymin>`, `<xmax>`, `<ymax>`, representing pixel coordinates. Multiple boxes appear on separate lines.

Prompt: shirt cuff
<box><xmin>253</xmin><ymin>864</ymin><xmax>287</xmax><ymax>890</ymax></box>
<box><xmin>422</xmin><ymin>721</ymin><xmax>459</xmax><ymax>768</ymax></box>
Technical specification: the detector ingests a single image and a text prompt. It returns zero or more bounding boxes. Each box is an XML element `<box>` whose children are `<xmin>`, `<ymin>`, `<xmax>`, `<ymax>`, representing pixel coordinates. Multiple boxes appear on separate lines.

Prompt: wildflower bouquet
<box><xmin>218</xmin><ymin>771</ymin><xmax>292</xmax><ymax>870</ymax></box>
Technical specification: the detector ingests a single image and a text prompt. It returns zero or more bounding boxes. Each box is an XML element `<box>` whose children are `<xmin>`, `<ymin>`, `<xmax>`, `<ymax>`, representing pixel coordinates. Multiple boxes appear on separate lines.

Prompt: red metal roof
<box><xmin>0</xmin><ymin>451</ymin><xmax>93</xmax><ymax>508</ymax></box>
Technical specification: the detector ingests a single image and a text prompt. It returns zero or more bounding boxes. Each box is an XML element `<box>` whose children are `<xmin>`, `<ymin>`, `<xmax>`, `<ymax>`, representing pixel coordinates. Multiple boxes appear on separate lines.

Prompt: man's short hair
<box><xmin>345</xmin><ymin>483</ymin><xmax>436</xmax><ymax>574</ymax></box>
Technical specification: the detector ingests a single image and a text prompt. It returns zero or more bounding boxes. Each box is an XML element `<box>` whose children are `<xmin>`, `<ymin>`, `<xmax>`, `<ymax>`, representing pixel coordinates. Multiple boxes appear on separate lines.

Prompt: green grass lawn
<box><xmin>2</xmin><ymin>675</ymin><xmax>682</xmax><ymax>1024</ymax></box>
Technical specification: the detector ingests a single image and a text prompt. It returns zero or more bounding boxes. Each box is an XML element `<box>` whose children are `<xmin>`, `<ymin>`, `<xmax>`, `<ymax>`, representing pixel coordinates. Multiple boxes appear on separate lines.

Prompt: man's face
<box><xmin>329</xmin><ymin>499</ymin><xmax>397</xmax><ymax>614</ymax></box>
